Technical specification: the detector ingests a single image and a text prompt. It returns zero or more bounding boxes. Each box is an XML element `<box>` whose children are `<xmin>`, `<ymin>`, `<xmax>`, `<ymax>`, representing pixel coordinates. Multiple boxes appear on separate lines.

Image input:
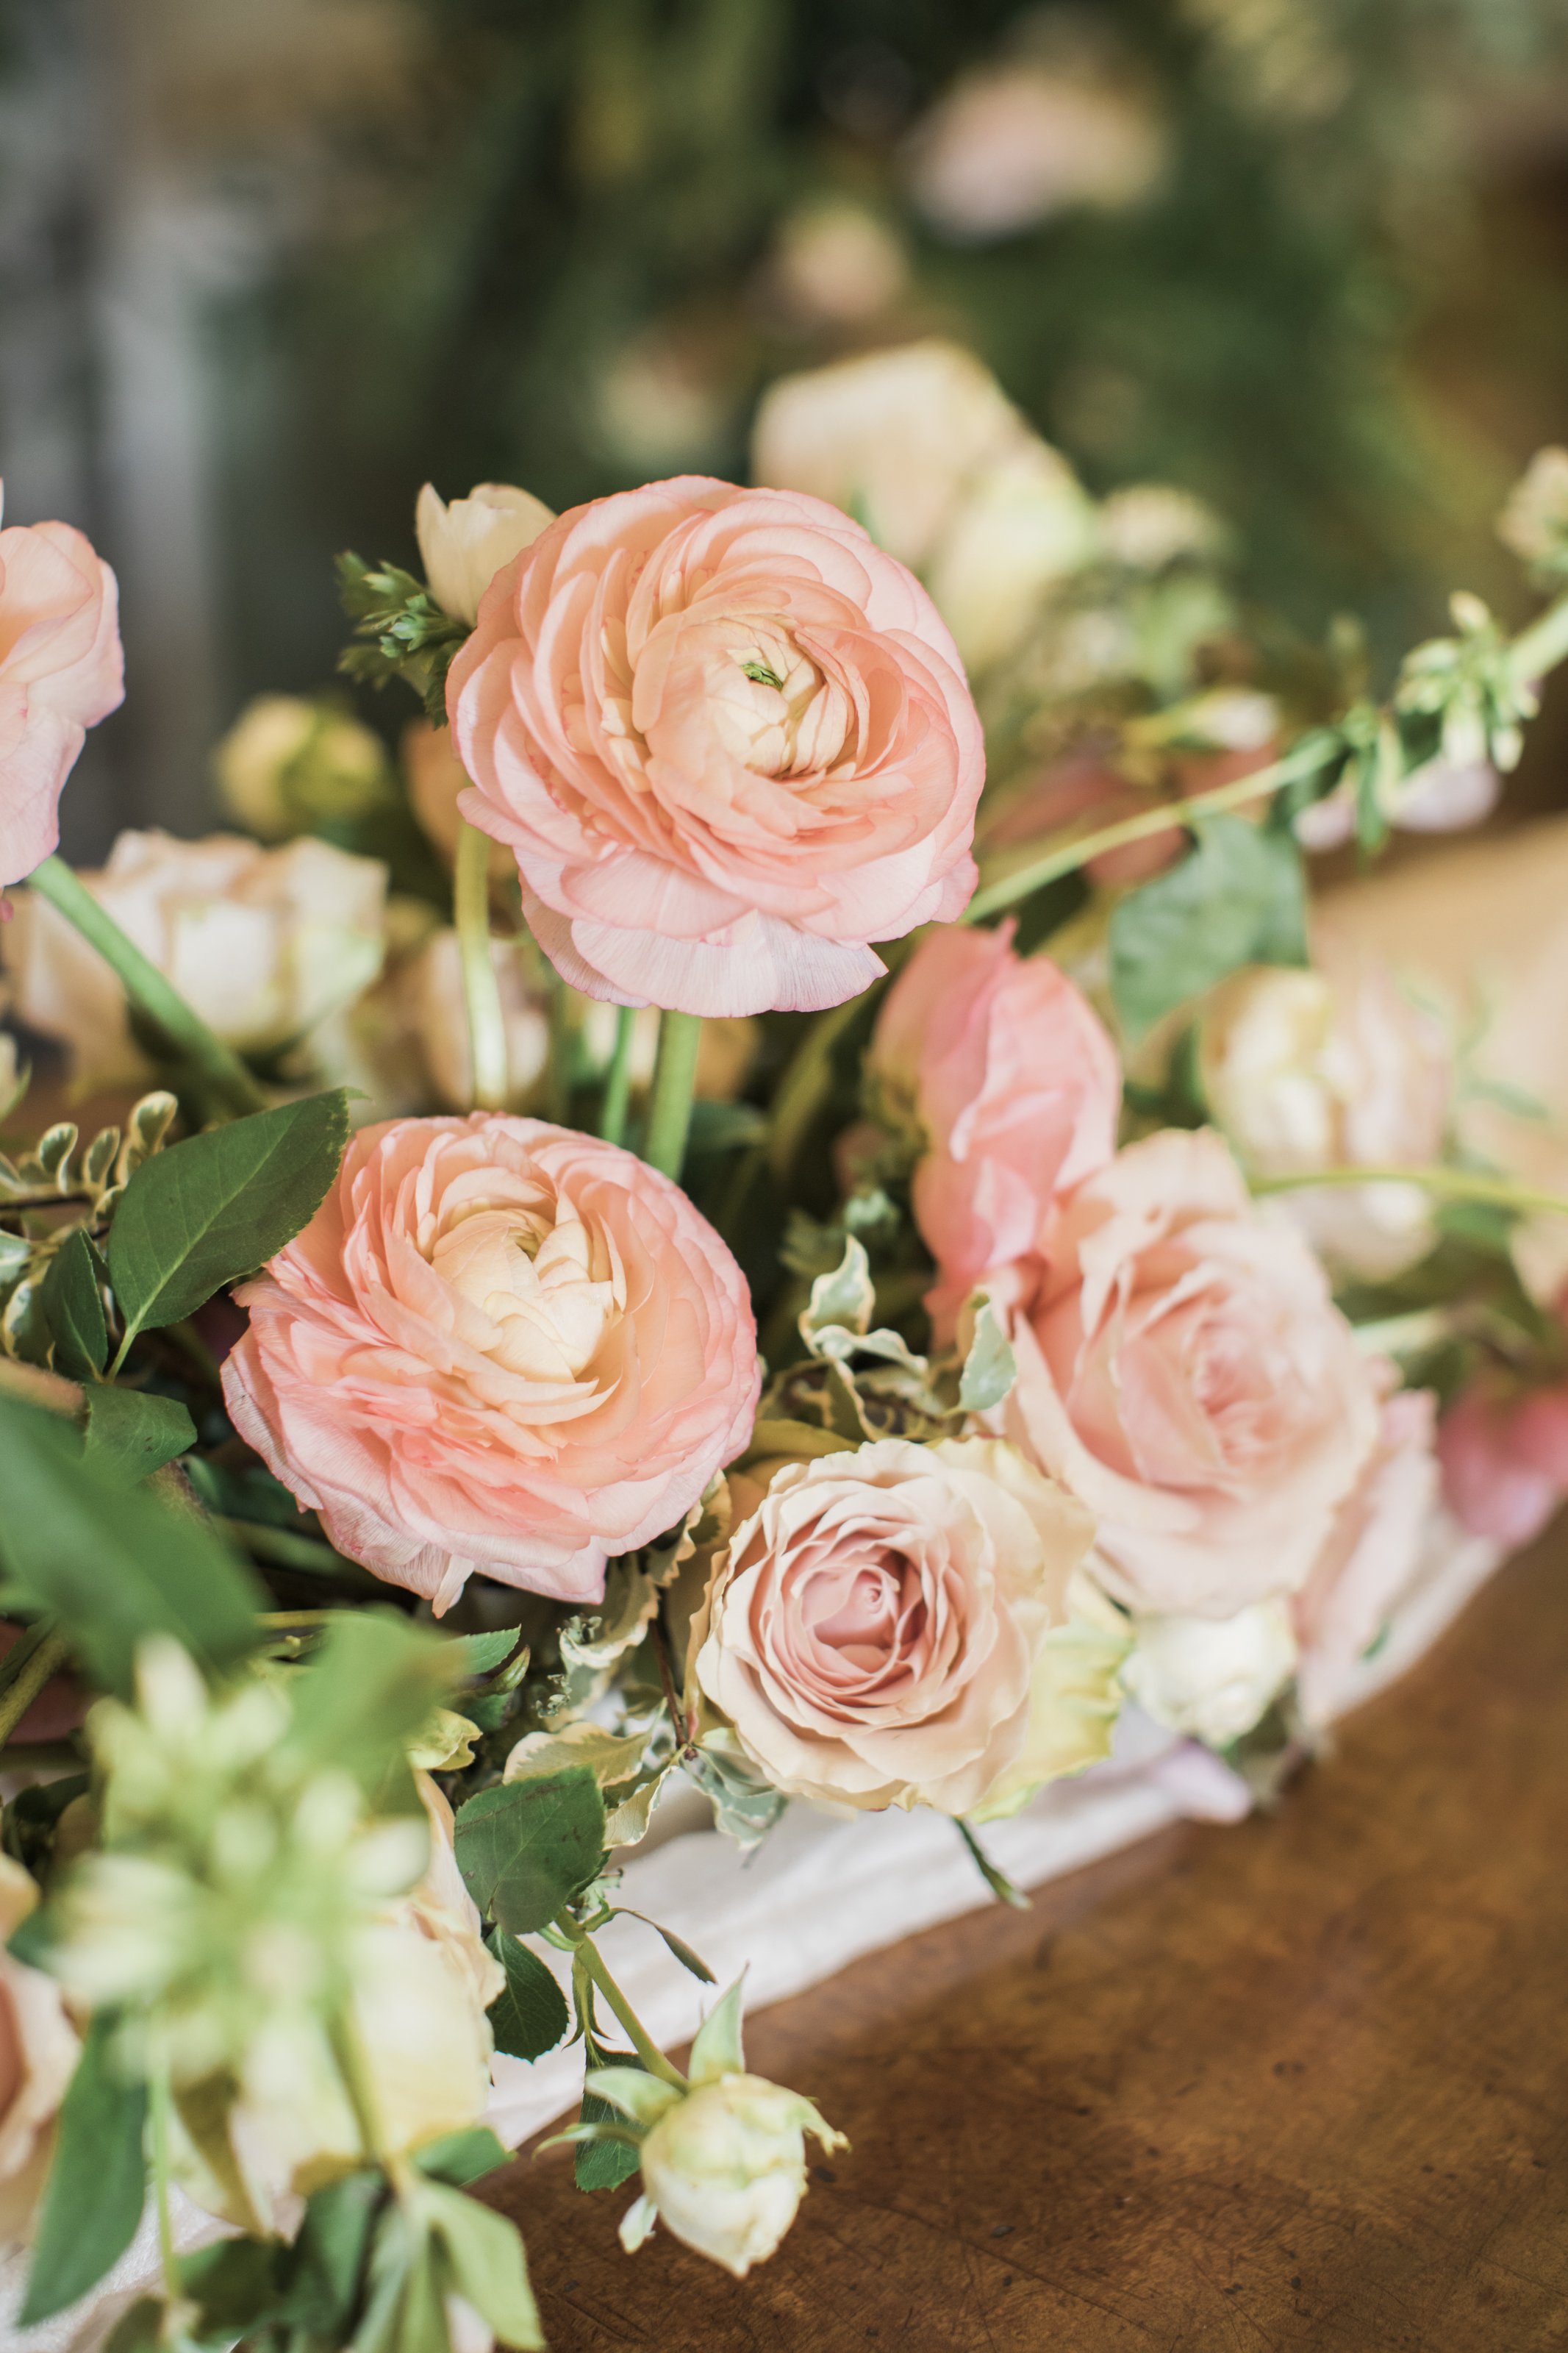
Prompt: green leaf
<box><xmin>420</xmin><ymin>2177</ymin><xmax>543</xmax><ymax>2350</ymax></box>
<box><xmin>107</xmin><ymin>1090</ymin><xmax>350</xmax><ymax>1350</ymax></box>
<box><xmin>582</xmin><ymin>2065</ymin><xmax>681</xmax><ymax>2129</ymax></box>
<box><xmin>612</xmin><ymin>1907</ymin><xmax>715</xmax><ymax>1983</ymax></box>
<box><xmin>413</xmin><ymin>2126</ymin><xmax>512</xmax><ymax>2188</ymax></box>
<box><xmin>575</xmin><ymin>2089</ymin><xmax>644</xmax><ymax>2192</ymax></box>
<box><xmin>958</xmin><ymin>1296</ymin><xmax>1017</xmax><ymax>1413</ymax></box>
<box><xmin>82</xmin><ymin>1388</ymin><xmax>196</xmax><ymax>1486</ymax></box>
<box><xmin>291</xmin><ymin>2171</ymin><xmax>387</xmax><ymax>2334</ymax></box>
<box><xmin>682</xmin><ymin>1735</ymin><xmax>787</xmax><ymax>1849</ymax></box>
<box><xmin>688</xmin><ymin>1976</ymin><xmax>745</xmax><ymax>2085</ymax></box>
<box><xmin>286</xmin><ymin>1611</ymin><xmax>459</xmax><ymax>1802</ymax></box>
<box><xmin>455</xmin><ymin>1770</ymin><xmax>606</xmax><ymax>1935</ymax></box>
<box><xmin>39</xmin><ymin>1229</ymin><xmax>107</xmax><ymax>1378</ymax></box>
<box><xmin>449</xmin><ymin>1629</ymin><xmax>523</xmax><ymax>1680</ymax></box>
<box><xmin>0</xmin><ymin>1392</ymin><xmax>262</xmax><ymax>1696</ymax></box>
<box><xmin>802</xmin><ymin>1235</ymin><xmax>876</xmax><ymax>1340</ymax></box>
<box><xmin>179</xmin><ymin>2239</ymin><xmax>284</xmax><ymax>2338</ymax></box>
<box><xmin>487</xmin><ymin>1928</ymin><xmax>571</xmax><ymax>2061</ymax></box>
<box><xmin>101</xmin><ymin>2298</ymin><xmax>162</xmax><ymax>2353</ymax></box>
<box><xmin>956</xmin><ymin>1818</ymin><xmax>1031</xmax><ymax>1912</ymax></box>
<box><xmin>1108</xmin><ymin>815</ymin><xmax>1309</xmax><ymax>1043</ymax></box>
<box><xmin>20</xmin><ymin>2013</ymin><xmax>148</xmax><ymax>2324</ymax></box>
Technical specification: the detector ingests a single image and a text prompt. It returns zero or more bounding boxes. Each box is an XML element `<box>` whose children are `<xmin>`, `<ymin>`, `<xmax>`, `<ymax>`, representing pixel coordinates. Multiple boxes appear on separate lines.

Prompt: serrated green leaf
<box><xmin>107</xmin><ymin>1090</ymin><xmax>350</xmax><ymax>1351</ymax></box>
<box><xmin>455</xmin><ymin>1770</ymin><xmax>606</xmax><ymax>1935</ymax></box>
<box><xmin>1108</xmin><ymin>815</ymin><xmax>1308</xmax><ymax>1043</ymax></box>
<box><xmin>82</xmin><ymin>1388</ymin><xmax>196</xmax><ymax>1485</ymax></box>
<box><xmin>19</xmin><ymin>2013</ymin><xmax>148</xmax><ymax>2324</ymax></box>
<box><xmin>38</xmin><ymin>1229</ymin><xmax>107</xmax><ymax>1378</ymax></box>
<box><xmin>487</xmin><ymin>1929</ymin><xmax>570</xmax><ymax>2061</ymax></box>
<box><xmin>0</xmin><ymin>1391</ymin><xmax>262</xmax><ymax>1696</ymax></box>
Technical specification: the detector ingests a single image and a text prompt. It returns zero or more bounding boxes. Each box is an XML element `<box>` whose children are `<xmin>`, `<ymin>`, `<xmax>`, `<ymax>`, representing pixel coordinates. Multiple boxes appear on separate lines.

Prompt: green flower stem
<box><xmin>598</xmin><ymin>1004</ymin><xmax>638</xmax><ymax>1148</ymax></box>
<box><xmin>148</xmin><ymin>2058</ymin><xmax>179</xmax><ymax>2296</ymax></box>
<box><xmin>213</xmin><ymin>1518</ymin><xmax>384</xmax><ymax>1590</ymax></box>
<box><xmin>574</xmin><ymin>1935</ymin><xmax>687</xmax><ymax>2089</ymax></box>
<box><xmin>0</xmin><ymin>1628</ymin><xmax>68</xmax><ymax>1749</ymax></box>
<box><xmin>1508</xmin><ymin>590</ymin><xmax>1568</xmax><ymax>689</ymax></box>
<box><xmin>27</xmin><ymin>857</ymin><xmax>268</xmax><ymax>1117</ymax></box>
<box><xmin>642</xmin><ymin>1010</ymin><xmax>702</xmax><ymax>1182</ymax></box>
<box><xmin>454</xmin><ymin>819</ymin><xmax>509</xmax><ymax>1111</ymax></box>
<box><xmin>1251</xmin><ymin>1164</ymin><xmax>1568</xmax><ymax>1218</ymax></box>
<box><xmin>765</xmin><ymin>995</ymin><xmax>864</xmax><ymax>1184</ymax></box>
<box><xmin>962</xmin><ymin>736</ymin><xmax>1332</xmax><ymax>925</ymax></box>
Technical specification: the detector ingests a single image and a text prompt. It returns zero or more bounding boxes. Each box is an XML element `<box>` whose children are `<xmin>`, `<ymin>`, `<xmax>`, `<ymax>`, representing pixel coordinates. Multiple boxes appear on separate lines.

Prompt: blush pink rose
<box><xmin>0</xmin><ymin>501</ymin><xmax>123</xmax><ymax>888</ymax></box>
<box><xmin>1000</xmin><ymin>1129</ymin><xmax>1379</xmax><ymax>1618</ymax></box>
<box><xmin>868</xmin><ymin>921</ymin><xmax>1119</xmax><ymax>1327</ymax></box>
<box><xmin>446</xmin><ymin>476</ymin><xmax>984</xmax><ymax>1019</ymax></box>
<box><xmin>1293</xmin><ymin>1379</ymin><xmax>1439</xmax><ymax>1723</ymax></box>
<box><xmin>222</xmin><ymin>1113</ymin><xmax>759</xmax><ymax>1610</ymax></box>
<box><xmin>1437</xmin><ymin>1381</ymin><xmax>1568</xmax><ymax>1547</ymax></box>
<box><xmin>690</xmin><ymin>1435</ymin><xmax>1094</xmax><ymax>1815</ymax></box>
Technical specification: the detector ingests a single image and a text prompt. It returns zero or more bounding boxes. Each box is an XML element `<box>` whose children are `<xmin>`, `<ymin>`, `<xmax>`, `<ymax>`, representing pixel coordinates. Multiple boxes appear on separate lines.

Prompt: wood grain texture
<box><xmin>485</xmin><ymin>1524</ymin><xmax>1568</xmax><ymax>2351</ymax></box>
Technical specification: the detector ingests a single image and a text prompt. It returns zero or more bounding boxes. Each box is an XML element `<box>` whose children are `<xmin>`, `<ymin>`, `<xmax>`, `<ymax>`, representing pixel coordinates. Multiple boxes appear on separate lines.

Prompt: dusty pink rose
<box><xmin>690</xmin><ymin>1435</ymin><xmax>1094</xmax><ymax>1814</ymax></box>
<box><xmin>223</xmin><ymin>1113</ymin><xmax>759</xmax><ymax>1610</ymax></box>
<box><xmin>1294</xmin><ymin>1380</ymin><xmax>1439</xmax><ymax>1723</ymax></box>
<box><xmin>0</xmin><ymin>500</ymin><xmax>123</xmax><ymax>888</ymax></box>
<box><xmin>446</xmin><ymin>476</ymin><xmax>984</xmax><ymax>1018</ymax></box>
<box><xmin>869</xmin><ymin>921</ymin><xmax>1119</xmax><ymax>1327</ymax></box>
<box><xmin>1437</xmin><ymin>1381</ymin><xmax>1568</xmax><ymax>1547</ymax></box>
<box><xmin>1000</xmin><ymin>1129</ymin><xmax>1378</xmax><ymax>1618</ymax></box>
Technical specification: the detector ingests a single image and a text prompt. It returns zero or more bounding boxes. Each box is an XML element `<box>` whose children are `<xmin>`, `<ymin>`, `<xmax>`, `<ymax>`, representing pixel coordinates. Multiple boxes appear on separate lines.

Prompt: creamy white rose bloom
<box><xmin>586</xmin><ymin>1981</ymin><xmax>845</xmax><ymax>2280</ymax></box>
<box><xmin>4</xmin><ymin>829</ymin><xmax>387</xmax><ymax>1090</ymax></box>
<box><xmin>906</xmin><ymin>60</ymin><xmax>1164</xmax><ymax>240</ymax></box>
<box><xmin>0</xmin><ymin>1854</ymin><xmax>80</xmax><ymax>2246</ymax></box>
<box><xmin>1121</xmin><ymin>1596</ymin><xmax>1297</xmax><ymax>1747</ymax></box>
<box><xmin>415</xmin><ymin>481</ymin><xmax>554</xmax><ymax>624</ymax></box>
<box><xmin>752</xmin><ymin>340</ymin><xmax>1097</xmax><ymax>675</ymax></box>
<box><xmin>1198</xmin><ymin>942</ymin><xmax>1452</xmax><ymax>1280</ymax></box>
<box><xmin>213</xmin><ymin>694</ymin><xmax>390</xmax><ymax>840</ymax></box>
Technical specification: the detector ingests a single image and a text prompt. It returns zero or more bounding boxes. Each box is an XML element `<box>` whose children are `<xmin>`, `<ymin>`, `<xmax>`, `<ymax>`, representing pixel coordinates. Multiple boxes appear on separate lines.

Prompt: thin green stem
<box><xmin>575</xmin><ymin>1936</ymin><xmax>687</xmax><ymax>2089</ymax></box>
<box><xmin>1508</xmin><ymin>590</ymin><xmax>1568</xmax><ymax>688</ymax></box>
<box><xmin>454</xmin><ymin>819</ymin><xmax>508</xmax><ymax>1111</ymax></box>
<box><xmin>962</xmin><ymin>737</ymin><xmax>1332</xmax><ymax>925</ymax></box>
<box><xmin>214</xmin><ymin>1517</ymin><xmax>384</xmax><ymax>1589</ymax></box>
<box><xmin>598</xmin><ymin>1004</ymin><xmax>638</xmax><ymax>1148</ymax></box>
<box><xmin>29</xmin><ymin>857</ymin><xmax>267</xmax><ymax>1117</ymax></box>
<box><xmin>0</xmin><ymin>1629</ymin><xmax>68</xmax><ymax>1748</ymax></box>
<box><xmin>642</xmin><ymin>1011</ymin><xmax>702</xmax><ymax>1182</ymax></box>
<box><xmin>149</xmin><ymin>2057</ymin><xmax>179</xmax><ymax>2296</ymax></box>
<box><xmin>1251</xmin><ymin>1163</ymin><xmax>1568</xmax><ymax>1218</ymax></box>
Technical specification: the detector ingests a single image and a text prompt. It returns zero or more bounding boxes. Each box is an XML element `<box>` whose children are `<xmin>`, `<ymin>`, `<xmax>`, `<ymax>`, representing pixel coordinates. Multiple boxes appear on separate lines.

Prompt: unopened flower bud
<box><xmin>214</xmin><ymin>696</ymin><xmax>391</xmax><ymax>840</ymax></box>
<box><xmin>415</xmin><ymin>482</ymin><xmax>554</xmax><ymax>624</ymax></box>
<box><xmin>1121</xmin><ymin>1598</ymin><xmax>1297</xmax><ymax>1747</ymax></box>
<box><xmin>635</xmin><ymin>2074</ymin><xmax>845</xmax><ymax>2279</ymax></box>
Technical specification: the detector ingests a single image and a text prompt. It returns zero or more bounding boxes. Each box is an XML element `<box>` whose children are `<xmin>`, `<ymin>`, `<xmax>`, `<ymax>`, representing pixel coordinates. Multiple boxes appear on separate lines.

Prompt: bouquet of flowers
<box><xmin>4</xmin><ymin>343</ymin><xmax>1568</xmax><ymax>2347</ymax></box>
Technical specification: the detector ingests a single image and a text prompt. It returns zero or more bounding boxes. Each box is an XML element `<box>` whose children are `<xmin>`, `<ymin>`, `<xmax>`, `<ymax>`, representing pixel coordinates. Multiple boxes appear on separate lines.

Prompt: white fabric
<box><xmin>0</xmin><ymin>1509</ymin><xmax>1502</xmax><ymax>2349</ymax></box>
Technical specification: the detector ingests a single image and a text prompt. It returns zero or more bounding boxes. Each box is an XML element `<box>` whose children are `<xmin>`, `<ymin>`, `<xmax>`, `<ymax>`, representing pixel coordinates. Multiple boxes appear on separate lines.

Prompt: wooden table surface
<box><xmin>492</xmin><ymin>1530</ymin><xmax>1568</xmax><ymax>2351</ymax></box>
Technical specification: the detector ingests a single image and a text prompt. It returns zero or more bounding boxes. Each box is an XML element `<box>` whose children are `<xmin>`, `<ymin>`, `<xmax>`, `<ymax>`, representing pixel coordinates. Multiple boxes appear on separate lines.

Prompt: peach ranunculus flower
<box><xmin>0</xmin><ymin>1853</ymin><xmax>80</xmax><ymax>2246</ymax></box>
<box><xmin>689</xmin><ymin>1435</ymin><xmax>1095</xmax><ymax>1815</ymax></box>
<box><xmin>446</xmin><ymin>476</ymin><xmax>985</xmax><ymax>1020</ymax></box>
<box><xmin>4</xmin><ymin>829</ymin><xmax>387</xmax><ymax>1092</ymax></box>
<box><xmin>0</xmin><ymin>496</ymin><xmax>123</xmax><ymax>888</ymax></box>
<box><xmin>1294</xmin><ymin>1380</ymin><xmax>1439</xmax><ymax>1724</ymax></box>
<box><xmin>1000</xmin><ymin>1129</ymin><xmax>1380</xmax><ymax>1620</ymax></box>
<box><xmin>867</xmin><ymin>921</ymin><xmax>1120</xmax><ymax>1329</ymax></box>
<box><xmin>222</xmin><ymin>1113</ymin><xmax>760</xmax><ymax>1610</ymax></box>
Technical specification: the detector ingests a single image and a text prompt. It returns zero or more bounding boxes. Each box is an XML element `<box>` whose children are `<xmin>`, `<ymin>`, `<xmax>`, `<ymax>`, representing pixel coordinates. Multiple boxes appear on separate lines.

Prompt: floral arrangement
<box><xmin>3</xmin><ymin>347</ymin><xmax>1568</xmax><ymax>2346</ymax></box>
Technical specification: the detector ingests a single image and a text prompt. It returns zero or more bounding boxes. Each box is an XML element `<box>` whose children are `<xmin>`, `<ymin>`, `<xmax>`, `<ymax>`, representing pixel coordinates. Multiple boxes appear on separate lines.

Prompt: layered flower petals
<box><xmin>222</xmin><ymin>1115</ymin><xmax>759</xmax><ymax>1609</ymax></box>
<box><xmin>447</xmin><ymin>478</ymin><xmax>984</xmax><ymax>1017</ymax></box>
<box><xmin>0</xmin><ymin>510</ymin><xmax>123</xmax><ymax>888</ymax></box>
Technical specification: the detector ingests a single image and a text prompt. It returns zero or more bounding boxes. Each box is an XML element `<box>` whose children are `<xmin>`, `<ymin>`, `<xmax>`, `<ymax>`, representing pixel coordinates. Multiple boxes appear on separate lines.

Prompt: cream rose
<box><xmin>223</xmin><ymin>1113</ymin><xmax>759</xmax><ymax>1610</ymax></box>
<box><xmin>4</xmin><ymin>829</ymin><xmax>387</xmax><ymax>1090</ymax></box>
<box><xmin>1197</xmin><ymin>942</ymin><xmax>1452</xmax><ymax>1280</ymax></box>
<box><xmin>1120</xmin><ymin>1597</ymin><xmax>1297</xmax><ymax>1748</ymax></box>
<box><xmin>1002</xmin><ymin>1129</ymin><xmax>1379</xmax><ymax>1618</ymax></box>
<box><xmin>690</xmin><ymin>1435</ymin><xmax>1094</xmax><ymax>1815</ymax></box>
<box><xmin>0</xmin><ymin>1854</ymin><xmax>80</xmax><ymax>2246</ymax></box>
<box><xmin>213</xmin><ymin>696</ymin><xmax>391</xmax><ymax>840</ymax></box>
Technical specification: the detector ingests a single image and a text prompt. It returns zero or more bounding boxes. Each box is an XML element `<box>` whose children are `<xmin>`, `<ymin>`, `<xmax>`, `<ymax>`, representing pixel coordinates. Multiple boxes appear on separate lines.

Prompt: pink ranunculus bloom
<box><xmin>1294</xmin><ymin>1380</ymin><xmax>1439</xmax><ymax>1724</ymax></box>
<box><xmin>691</xmin><ymin>1435</ymin><xmax>1094</xmax><ymax>1815</ymax></box>
<box><xmin>1000</xmin><ymin>1129</ymin><xmax>1380</xmax><ymax>1619</ymax></box>
<box><xmin>0</xmin><ymin>499</ymin><xmax>123</xmax><ymax>888</ymax></box>
<box><xmin>869</xmin><ymin>921</ymin><xmax>1120</xmax><ymax>1332</ymax></box>
<box><xmin>446</xmin><ymin>476</ymin><xmax>984</xmax><ymax>1020</ymax></box>
<box><xmin>222</xmin><ymin>1114</ymin><xmax>760</xmax><ymax>1612</ymax></box>
<box><xmin>1436</xmin><ymin>1380</ymin><xmax>1568</xmax><ymax>1549</ymax></box>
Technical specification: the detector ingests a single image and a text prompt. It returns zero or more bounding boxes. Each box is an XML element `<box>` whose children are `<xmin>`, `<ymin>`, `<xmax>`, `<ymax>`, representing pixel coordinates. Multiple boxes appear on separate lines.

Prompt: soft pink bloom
<box><xmin>223</xmin><ymin>1114</ymin><xmax>759</xmax><ymax>1611</ymax></box>
<box><xmin>0</xmin><ymin>501</ymin><xmax>123</xmax><ymax>888</ymax></box>
<box><xmin>1294</xmin><ymin>1381</ymin><xmax>1439</xmax><ymax>1723</ymax></box>
<box><xmin>1437</xmin><ymin>1381</ymin><xmax>1568</xmax><ymax>1549</ymax></box>
<box><xmin>691</xmin><ymin>1435</ymin><xmax>1093</xmax><ymax>1815</ymax></box>
<box><xmin>1000</xmin><ymin>1129</ymin><xmax>1379</xmax><ymax>1618</ymax></box>
<box><xmin>446</xmin><ymin>476</ymin><xmax>984</xmax><ymax>1019</ymax></box>
<box><xmin>869</xmin><ymin>922</ymin><xmax>1119</xmax><ymax>1327</ymax></box>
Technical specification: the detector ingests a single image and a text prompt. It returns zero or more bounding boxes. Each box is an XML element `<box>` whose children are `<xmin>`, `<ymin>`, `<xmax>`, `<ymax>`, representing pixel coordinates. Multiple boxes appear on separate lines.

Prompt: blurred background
<box><xmin>9</xmin><ymin>0</ymin><xmax>1568</xmax><ymax>860</ymax></box>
